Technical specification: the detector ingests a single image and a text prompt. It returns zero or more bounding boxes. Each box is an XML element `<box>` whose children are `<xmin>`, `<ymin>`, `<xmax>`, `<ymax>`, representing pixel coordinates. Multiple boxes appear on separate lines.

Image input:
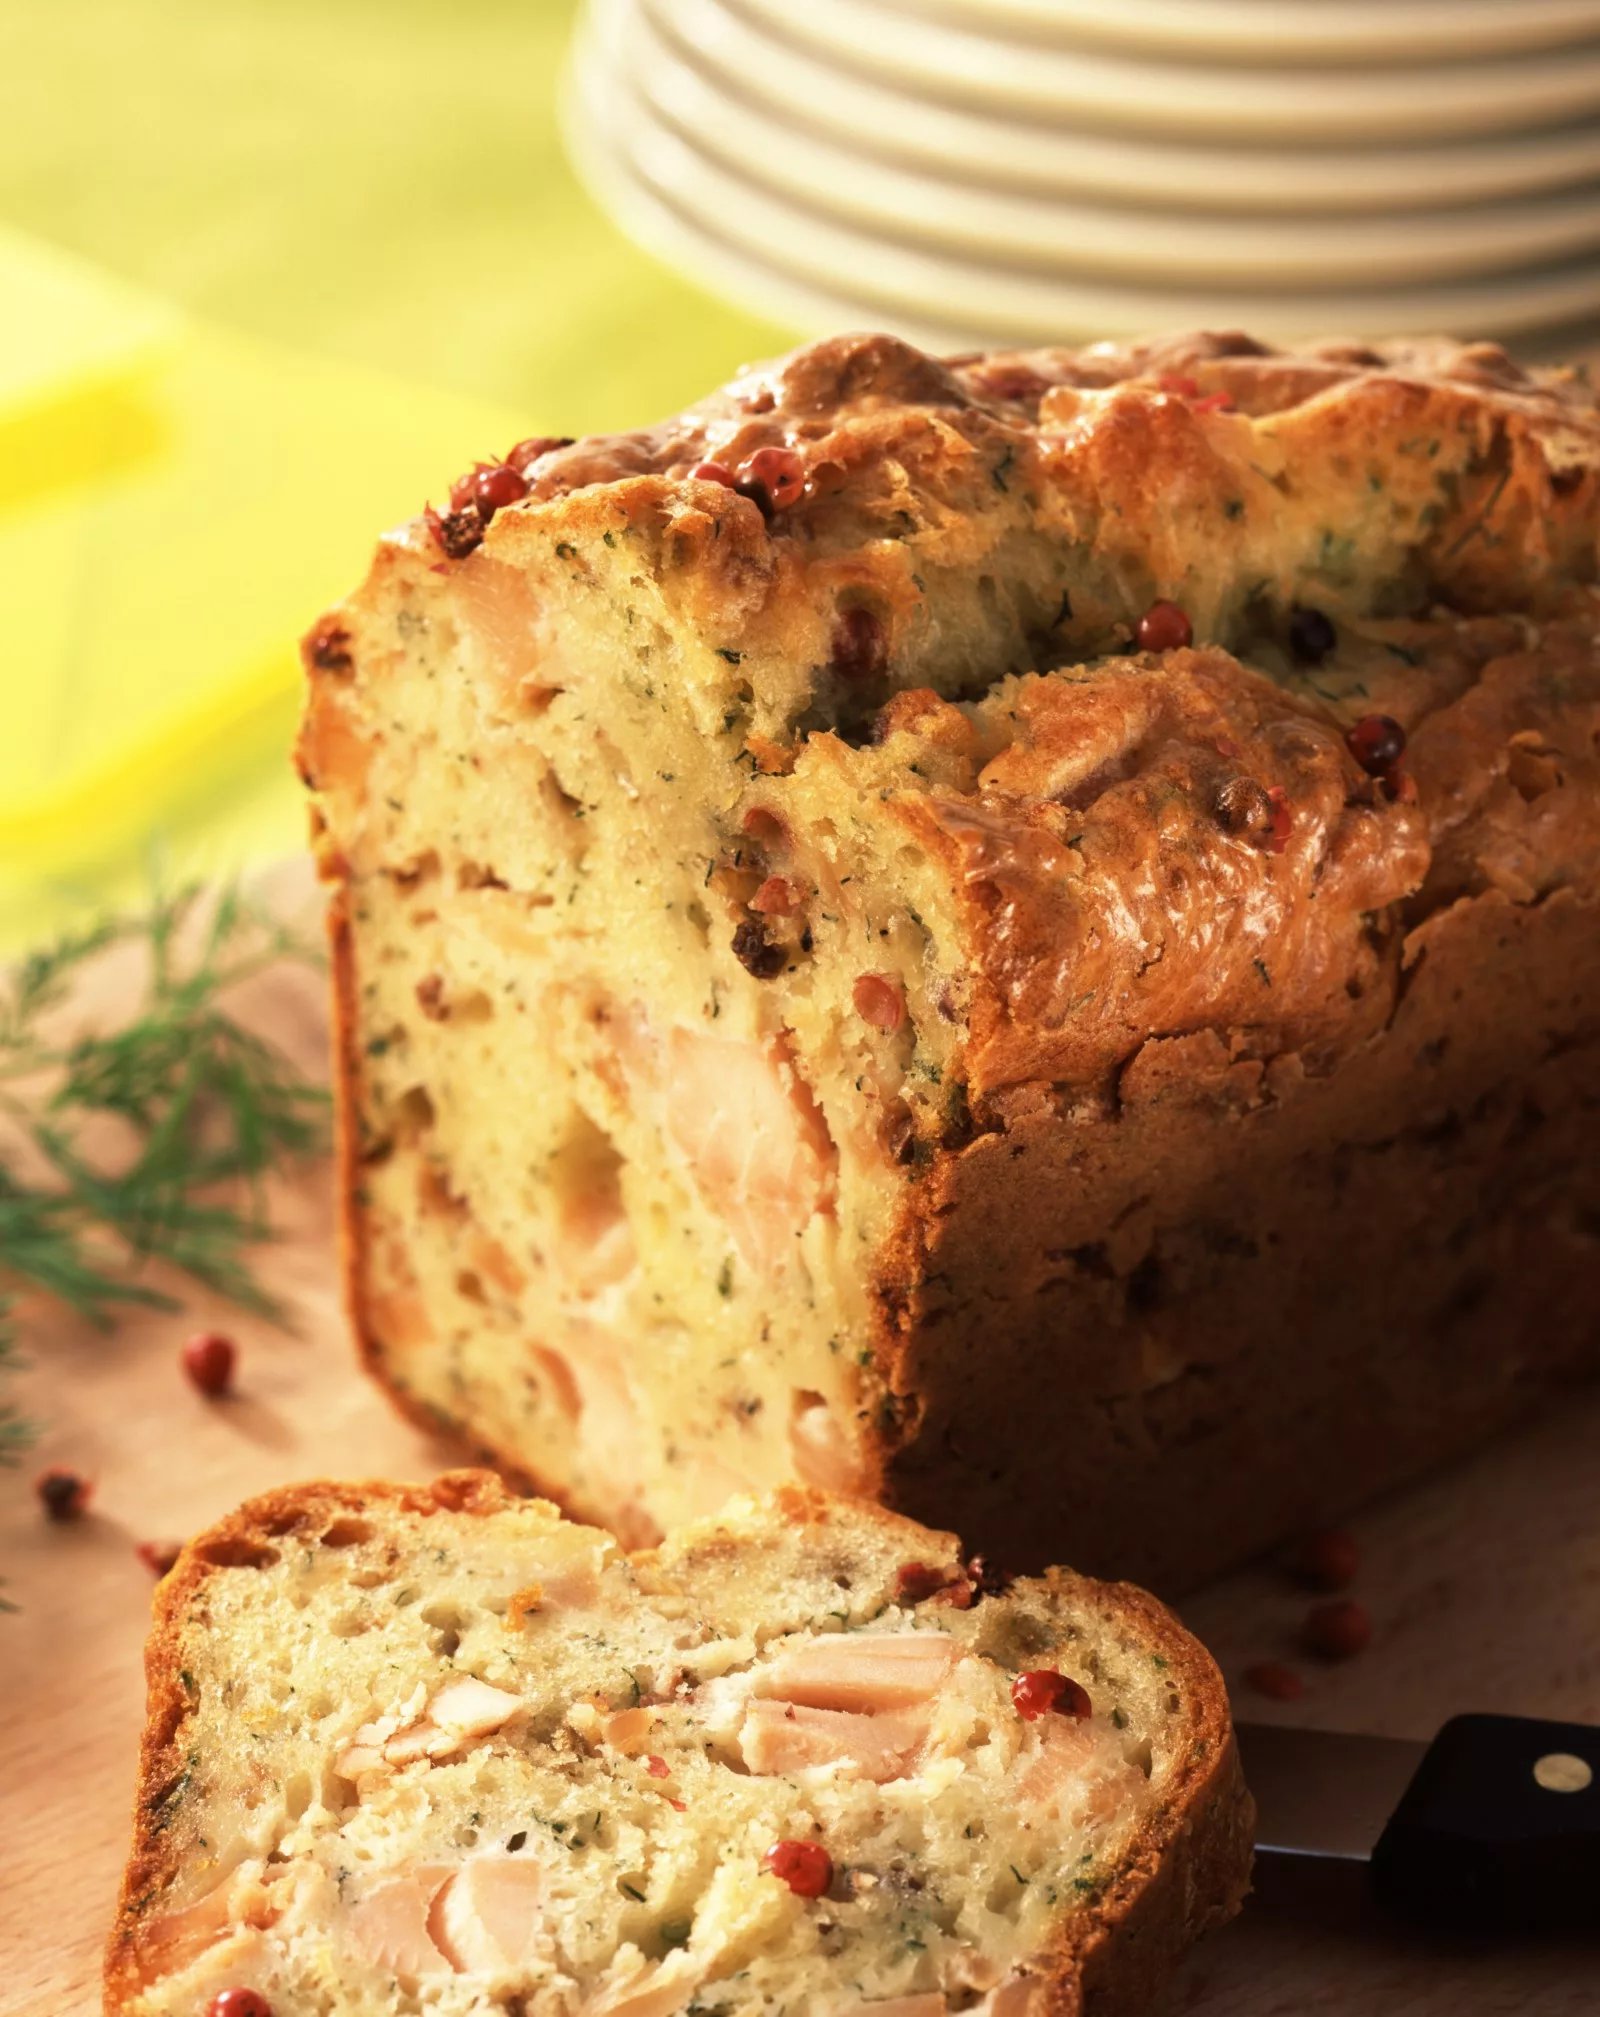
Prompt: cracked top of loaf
<box><xmin>517</xmin><ymin>327</ymin><xmax>1600</xmax><ymax>613</ymax></box>
<box><xmin>313</xmin><ymin>329</ymin><xmax>1600</xmax><ymax>1112</ymax></box>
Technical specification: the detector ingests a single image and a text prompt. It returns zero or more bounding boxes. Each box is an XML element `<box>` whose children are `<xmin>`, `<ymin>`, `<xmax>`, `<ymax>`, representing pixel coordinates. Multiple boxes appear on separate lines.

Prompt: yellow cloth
<box><xmin>0</xmin><ymin>0</ymin><xmax>793</xmax><ymax>944</ymax></box>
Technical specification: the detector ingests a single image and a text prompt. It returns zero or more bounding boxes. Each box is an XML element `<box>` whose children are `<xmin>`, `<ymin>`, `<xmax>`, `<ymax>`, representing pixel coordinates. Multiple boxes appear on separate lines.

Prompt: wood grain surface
<box><xmin>1</xmin><ymin>873</ymin><xmax>1595</xmax><ymax>2015</ymax></box>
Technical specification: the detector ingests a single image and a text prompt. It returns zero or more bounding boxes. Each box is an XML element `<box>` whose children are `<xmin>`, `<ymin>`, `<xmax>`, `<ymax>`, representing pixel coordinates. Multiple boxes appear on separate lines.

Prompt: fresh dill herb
<box><xmin>0</xmin><ymin>881</ymin><xmax>329</xmax><ymax>1487</ymax></box>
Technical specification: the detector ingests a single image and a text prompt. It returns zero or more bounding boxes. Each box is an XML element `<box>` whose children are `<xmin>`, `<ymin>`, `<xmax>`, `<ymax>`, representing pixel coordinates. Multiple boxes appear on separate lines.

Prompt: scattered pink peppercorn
<box><xmin>137</xmin><ymin>1540</ymin><xmax>184</xmax><ymax>1578</ymax></box>
<box><xmin>689</xmin><ymin>460</ymin><xmax>738</xmax><ymax>488</ymax></box>
<box><xmin>1137</xmin><ymin>600</ymin><xmax>1193</xmax><ymax>653</ymax></box>
<box><xmin>1157</xmin><ymin>373</ymin><xmax>1200</xmax><ymax>398</ymax></box>
<box><xmin>1012</xmin><ymin>1669</ymin><xmax>1092</xmax><ymax>1721</ymax></box>
<box><xmin>36</xmin><ymin>1467</ymin><xmax>92</xmax><ymax>1521</ymax></box>
<box><xmin>764</xmin><ymin>1839</ymin><xmax>833</xmax><ymax>1897</ymax></box>
<box><xmin>1345</xmin><ymin>714</ymin><xmax>1407</xmax><ymax>777</ymax></box>
<box><xmin>853</xmin><ymin>973</ymin><xmax>906</xmax><ymax>1034</ymax></box>
<box><xmin>1244</xmin><ymin>1661</ymin><xmax>1306</xmax><ymax>1702</ymax></box>
<box><xmin>1295</xmin><ymin>1529</ymin><xmax>1360</xmax><ymax>1591</ymax></box>
<box><xmin>472</xmin><ymin>462</ymin><xmax>529</xmax><ymax>517</ymax></box>
<box><xmin>182</xmin><ymin>1331</ymin><xmax>236</xmax><ymax>1397</ymax></box>
<box><xmin>1302</xmin><ymin>1599</ymin><xmax>1373</xmax><ymax>1662</ymax></box>
<box><xmin>205</xmin><ymin>1992</ymin><xmax>273</xmax><ymax>2017</ymax></box>
<box><xmin>740</xmin><ymin>445</ymin><xmax>806</xmax><ymax>511</ymax></box>
<box><xmin>894</xmin><ymin>1560</ymin><xmax>950</xmax><ymax>1603</ymax></box>
<box><xmin>646</xmin><ymin>1754</ymin><xmax>670</xmax><ymax>1779</ymax></box>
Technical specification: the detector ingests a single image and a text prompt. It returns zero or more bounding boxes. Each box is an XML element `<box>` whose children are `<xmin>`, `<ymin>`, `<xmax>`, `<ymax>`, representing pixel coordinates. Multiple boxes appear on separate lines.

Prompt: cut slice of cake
<box><xmin>106</xmin><ymin>1477</ymin><xmax>1252</xmax><ymax>2017</ymax></box>
<box><xmin>298</xmin><ymin>330</ymin><xmax>1600</xmax><ymax>1589</ymax></box>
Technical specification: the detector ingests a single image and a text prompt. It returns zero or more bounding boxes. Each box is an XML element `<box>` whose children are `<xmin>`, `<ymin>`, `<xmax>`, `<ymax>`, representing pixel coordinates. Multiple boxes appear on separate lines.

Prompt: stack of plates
<box><xmin>564</xmin><ymin>0</ymin><xmax>1600</xmax><ymax>346</ymax></box>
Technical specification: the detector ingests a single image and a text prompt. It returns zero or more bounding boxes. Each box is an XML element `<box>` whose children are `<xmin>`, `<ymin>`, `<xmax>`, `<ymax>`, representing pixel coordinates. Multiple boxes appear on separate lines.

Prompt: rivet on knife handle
<box><xmin>1369</xmin><ymin>1712</ymin><xmax>1600</xmax><ymax>1934</ymax></box>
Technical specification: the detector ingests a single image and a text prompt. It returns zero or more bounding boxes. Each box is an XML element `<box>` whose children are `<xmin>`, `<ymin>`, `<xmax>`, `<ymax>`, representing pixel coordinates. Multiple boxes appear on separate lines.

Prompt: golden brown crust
<box><xmin>873</xmin><ymin>647</ymin><xmax>1427</xmax><ymax>1106</ymax></box>
<box><xmin>107</xmin><ymin>1480</ymin><xmax>1251</xmax><ymax>2016</ymax></box>
<box><xmin>507</xmin><ymin>329</ymin><xmax>1600</xmax><ymax>620</ymax></box>
<box><xmin>867</xmin><ymin>875</ymin><xmax>1600</xmax><ymax>1590</ymax></box>
<box><xmin>1040</xmin><ymin>1580</ymin><xmax>1252</xmax><ymax>2017</ymax></box>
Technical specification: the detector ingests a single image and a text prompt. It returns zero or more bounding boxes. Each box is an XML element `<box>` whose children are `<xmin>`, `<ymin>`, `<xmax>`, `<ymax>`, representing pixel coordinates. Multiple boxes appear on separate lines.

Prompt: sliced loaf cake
<box><xmin>107</xmin><ymin>1476</ymin><xmax>1251</xmax><ymax>2017</ymax></box>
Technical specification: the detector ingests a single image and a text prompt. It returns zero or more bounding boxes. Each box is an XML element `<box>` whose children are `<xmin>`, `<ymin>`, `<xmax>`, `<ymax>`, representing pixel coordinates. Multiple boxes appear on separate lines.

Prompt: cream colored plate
<box><xmin>720</xmin><ymin>0</ymin><xmax>1600</xmax><ymax>143</ymax></box>
<box><xmin>904</xmin><ymin>0</ymin><xmax>1600</xmax><ymax>64</ymax></box>
<box><xmin>624</xmin><ymin>4</ymin><xmax>1600</xmax><ymax>288</ymax></box>
<box><xmin>568</xmin><ymin>23</ymin><xmax>1600</xmax><ymax>344</ymax></box>
<box><xmin>645</xmin><ymin>0</ymin><xmax>1600</xmax><ymax>211</ymax></box>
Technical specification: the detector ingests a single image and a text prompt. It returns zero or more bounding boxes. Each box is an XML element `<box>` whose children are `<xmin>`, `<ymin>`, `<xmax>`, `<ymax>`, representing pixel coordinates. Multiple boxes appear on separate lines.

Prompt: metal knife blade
<box><xmin>1236</xmin><ymin>1722</ymin><xmax>1426</xmax><ymax>1862</ymax></box>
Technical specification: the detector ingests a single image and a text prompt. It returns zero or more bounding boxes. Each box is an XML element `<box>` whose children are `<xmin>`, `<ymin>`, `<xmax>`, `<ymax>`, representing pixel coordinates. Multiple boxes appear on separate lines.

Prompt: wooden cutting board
<box><xmin>2</xmin><ymin>873</ymin><xmax>1595</xmax><ymax>2015</ymax></box>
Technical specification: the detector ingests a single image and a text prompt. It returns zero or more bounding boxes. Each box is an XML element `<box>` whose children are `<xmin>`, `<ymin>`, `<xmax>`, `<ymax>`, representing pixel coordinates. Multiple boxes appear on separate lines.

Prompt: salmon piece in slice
<box><xmin>979</xmin><ymin>1978</ymin><xmax>1044</xmax><ymax>2017</ymax></box>
<box><xmin>1018</xmin><ymin>1720</ymin><xmax>1145</xmax><ymax>1826</ymax></box>
<box><xmin>585</xmin><ymin>1949</ymin><xmax>703</xmax><ymax>2017</ymax></box>
<box><xmin>788</xmin><ymin>1392</ymin><xmax>865</xmax><ymax>1495</ymax></box>
<box><xmin>740</xmin><ymin>1699</ymin><xmax>930</xmax><ymax>1781</ymax></box>
<box><xmin>342</xmin><ymin>1866</ymin><xmax>455</xmax><ymax>1982</ymax></box>
<box><xmin>603</xmin><ymin>1705</ymin><xmax>657</xmax><ymax>1752</ymax></box>
<box><xmin>429</xmin><ymin>1676</ymin><xmax>526</xmax><ymax>1736</ymax></box>
<box><xmin>661</xmin><ymin>1028</ymin><xmax>837</xmax><ymax>1276</ymax></box>
<box><xmin>759</xmin><ymin>1633</ymin><xmax>959</xmax><ymax>1714</ymax></box>
<box><xmin>533</xmin><ymin>1322</ymin><xmax>661</xmax><ymax>1549</ymax></box>
<box><xmin>506</xmin><ymin>1528</ymin><xmax>609</xmax><ymax>1613</ymax></box>
<box><xmin>450</xmin><ymin>552</ymin><xmax>555</xmax><ymax>699</ymax></box>
<box><xmin>428</xmin><ymin>1855</ymin><xmax>549</xmax><ymax>1974</ymax></box>
<box><xmin>340</xmin><ymin>1676</ymin><xmax>523</xmax><ymax>1773</ymax></box>
<box><xmin>384</xmin><ymin>1675</ymin><xmax>524</xmax><ymax>1764</ymax></box>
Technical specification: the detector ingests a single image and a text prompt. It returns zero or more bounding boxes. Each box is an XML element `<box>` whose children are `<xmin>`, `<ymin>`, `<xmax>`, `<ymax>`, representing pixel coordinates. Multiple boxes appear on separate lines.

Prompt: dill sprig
<box><xmin>0</xmin><ymin>881</ymin><xmax>329</xmax><ymax>1467</ymax></box>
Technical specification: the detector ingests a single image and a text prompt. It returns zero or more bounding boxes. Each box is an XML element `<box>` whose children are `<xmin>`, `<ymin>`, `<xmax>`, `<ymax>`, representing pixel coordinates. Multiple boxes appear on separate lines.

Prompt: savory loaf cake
<box><xmin>298</xmin><ymin>329</ymin><xmax>1600</xmax><ymax>1590</ymax></box>
<box><xmin>105</xmin><ymin>1475</ymin><xmax>1251</xmax><ymax>2017</ymax></box>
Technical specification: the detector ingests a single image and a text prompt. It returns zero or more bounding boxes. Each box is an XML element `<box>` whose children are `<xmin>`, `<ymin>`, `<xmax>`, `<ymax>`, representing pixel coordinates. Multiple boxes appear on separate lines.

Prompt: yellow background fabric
<box><xmin>0</xmin><ymin>0</ymin><xmax>795</xmax><ymax>942</ymax></box>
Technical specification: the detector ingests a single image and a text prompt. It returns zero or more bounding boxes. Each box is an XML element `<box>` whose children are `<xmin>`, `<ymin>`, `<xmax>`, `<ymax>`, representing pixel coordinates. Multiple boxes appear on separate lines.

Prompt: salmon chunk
<box><xmin>585</xmin><ymin>1950</ymin><xmax>704</xmax><ymax>2017</ymax></box>
<box><xmin>758</xmin><ymin>1631</ymin><xmax>959</xmax><ymax>1714</ymax></box>
<box><xmin>342</xmin><ymin>1867</ymin><xmax>456</xmax><ymax>1982</ymax></box>
<box><xmin>338</xmin><ymin>1675</ymin><xmax>523</xmax><ymax>1775</ymax></box>
<box><xmin>740</xmin><ymin>1698</ymin><xmax>931</xmax><ymax>1781</ymax></box>
<box><xmin>1019</xmin><ymin>1719</ymin><xmax>1147</xmax><ymax>1827</ymax></box>
<box><xmin>428</xmin><ymin>1856</ymin><xmax>549</xmax><ymax>1974</ymax></box>
<box><xmin>661</xmin><ymin>1028</ymin><xmax>836</xmax><ymax>1276</ymax></box>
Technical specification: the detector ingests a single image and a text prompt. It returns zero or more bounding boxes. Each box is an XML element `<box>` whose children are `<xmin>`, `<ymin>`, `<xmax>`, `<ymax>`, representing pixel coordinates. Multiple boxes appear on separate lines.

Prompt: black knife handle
<box><xmin>1369</xmin><ymin>1712</ymin><xmax>1600</xmax><ymax>1935</ymax></box>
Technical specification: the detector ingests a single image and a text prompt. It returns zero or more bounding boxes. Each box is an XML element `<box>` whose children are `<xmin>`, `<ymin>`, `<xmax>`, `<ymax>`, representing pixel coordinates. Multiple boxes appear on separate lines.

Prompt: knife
<box><xmin>1237</xmin><ymin>1714</ymin><xmax>1600</xmax><ymax>1934</ymax></box>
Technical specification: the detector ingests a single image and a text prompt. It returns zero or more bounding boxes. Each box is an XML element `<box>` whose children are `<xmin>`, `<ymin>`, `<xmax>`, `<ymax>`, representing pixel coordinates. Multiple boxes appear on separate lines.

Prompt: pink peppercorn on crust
<box><xmin>105</xmin><ymin>1478</ymin><xmax>1251</xmax><ymax>2017</ymax></box>
<box><xmin>299</xmin><ymin>329</ymin><xmax>1600</xmax><ymax>1591</ymax></box>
